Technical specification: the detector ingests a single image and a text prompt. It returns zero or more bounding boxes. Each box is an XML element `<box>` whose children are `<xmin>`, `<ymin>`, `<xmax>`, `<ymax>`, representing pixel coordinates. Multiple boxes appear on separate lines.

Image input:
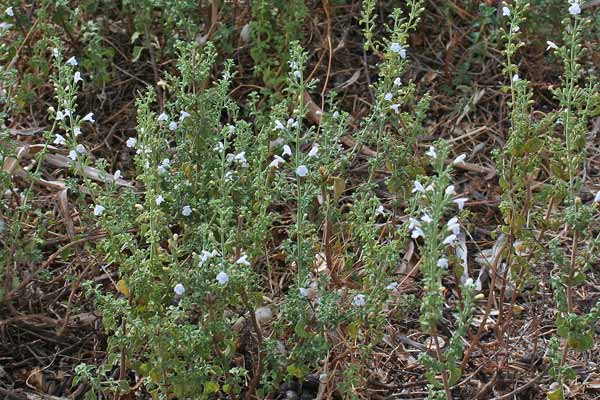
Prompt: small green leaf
<box><xmin>204</xmin><ymin>381</ymin><xmax>220</xmax><ymax>394</ymax></box>
<box><xmin>287</xmin><ymin>364</ymin><xmax>305</xmax><ymax>379</ymax></box>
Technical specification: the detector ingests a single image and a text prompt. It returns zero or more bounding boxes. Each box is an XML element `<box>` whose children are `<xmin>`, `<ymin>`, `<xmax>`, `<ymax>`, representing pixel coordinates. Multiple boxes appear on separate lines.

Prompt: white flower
<box><xmin>6</xmin><ymin>7</ymin><xmax>14</xmax><ymax>16</ymax></box>
<box><xmin>274</xmin><ymin>120</ymin><xmax>286</xmax><ymax>131</ymax></box>
<box><xmin>296</xmin><ymin>165</ymin><xmax>308</xmax><ymax>177</ymax></box>
<box><xmin>393</xmin><ymin>77</ymin><xmax>402</xmax><ymax>86</ymax></box>
<box><xmin>75</xmin><ymin>144</ymin><xmax>86</xmax><ymax>154</ymax></box>
<box><xmin>53</xmin><ymin>134</ymin><xmax>66</xmax><ymax>146</ymax></box>
<box><xmin>568</xmin><ymin>2</ymin><xmax>581</xmax><ymax>15</ymax></box>
<box><xmin>56</xmin><ymin>110</ymin><xmax>66</xmax><ymax>121</ymax></box>
<box><xmin>52</xmin><ymin>48</ymin><xmax>59</xmax><ymax>58</ymax></box>
<box><xmin>502</xmin><ymin>6</ymin><xmax>510</xmax><ymax>16</ymax></box>
<box><xmin>199</xmin><ymin>251</ymin><xmax>211</xmax><ymax>266</ymax></box>
<box><xmin>174</xmin><ymin>283</ymin><xmax>185</xmax><ymax>296</ymax></box>
<box><xmin>384</xmin><ymin>92</ymin><xmax>393</xmax><ymax>101</ymax></box>
<box><xmin>168</xmin><ymin>121</ymin><xmax>178</xmax><ymax>131</ymax></box>
<box><xmin>546</xmin><ymin>41</ymin><xmax>558</xmax><ymax>51</ymax></box>
<box><xmin>82</xmin><ymin>112</ymin><xmax>95</xmax><ymax>123</ymax></box>
<box><xmin>155</xmin><ymin>195</ymin><xmax>164</xmax><ymax>206</ymax></box>
<box><xmin>234</xmin><ymin>152</ymin><xmax>248</xmax><ymax>168</ymax></box>
<box><xmin>287</xmin><ymin>118</ymin><xmax>298</xmax><ymax>128</ymax></box>
<box><xmin>0</xmin><ymin>22</ymin><xmax>13</xmax><ymax>30</ymax></box>
<box><xmin>390</xmin><ymin>104</ymin><xmax>401</xmax><ymax>114</ymax></box>
<box><xmin>293</xmin><ymin>70</ymin><xmax>302</xmax><ymax>80</ymax></box>
<box><xmin>74</xmin><ymin>71</ymin><xmax>83</xmax><ymax>84</ymax></box>
<box><xmin>66</xmin><ymin>56</ymin><xmax>78</xmax><ymax>66</ymax></box>
<box><xmin>213</xmin><ymin>141</ymin><xmax>224</xmax><ymax>152</ymax></box>
<box><xmin>282</xmin><ymin>144</ymin><xmax>292</xmax><ymax>157</ymax></box>
<box><xmin>332</xmin><ymin>111</ymin><xmax>340</xmax><ymax>119</ymax></box>
<box><xmin>93</xmin><ymin>204</ymin><xmax>105</xmax><ymax>216</ymax></box>
<box><xmin>299</xmin><ymin>288</ymin><xmax>309</xmax><ymax>297</ymax></box>
<box><xmin>352</xmin><ymin>294</ymin><xmax>366</xmax><ymax>307</ymax></box>
<box><xmin>411</xmin><ymin>227</ymin><xmax>424</xmax><ymax>239</ymax></box>
<box><xmin>198</xmin><ymin>250</ymin><xmax>218</xmax><ymax>267</ymax></box>
<box><xmin>114</xmin><ymin>170</ymin><xmax>122</xmax><ymax>180</ymax></box>
<box><xmin>421</xmin><ymin>213</ymin><xmax>433</xmax><ymax>224</ymax></box>
<box><xmin>437</xmin><ymin>258</ymin><xmax>449</xmax><ymax>269</ymax></box>
<box><xmin>390</xmin><ymin>43</ymin><xmax>407</xmax><ymax>58</ymax></box>
<box><xmin>236</xmin><ymin>255</ymin><xmax>251</xmax><ymax>266</ymax></box>
<box><xmin>269</xmin><ymin>155</ymin><xmax>286</xmax><ymax>168</ymax></box>
<box><xmin>408</xmin><ymin>217</ymin><xmax>421</xmax><ymax>230</ymax></box>
<box><xmin>224</xmin><ymin>171</ymin><xmax>234</xmax><ymax>182</ymax></box>
<box><xmin>386</xmin><ymin>282</ymin><xmax>398</xmax><ymax>290</ymax></box>
<box><xmin>594</xmin><ymin>190</ymin><xmax>600</xmax><ymax>203</ymax></box>
<box><xmin>447</xmin><ymin>216</ymin><xmax>460</xmax><ymax>235</ymax></box>
<box><xmin>376</xmin><ymin>205</ymin><xmax>385</xmax><ymax>216</ymax></box>
<box><xmin>464</xmin><ymin>278</ymin><xmax>474</xmax><ymax>287</ymax></box>
<box><xmin>445</xmin><ymin>185</ymin><xmax>456</xmax><ymax>196</ymax></box>
<box><xmin>179</xmin><ymin>111</ymin><xmax>191</xmax><ymax>121</ymax></box>
<box><xmin>512</xmin><ymin>74</ymin><xmax>520</xmax><ymax>82</ymax></box>
<box><xmin>512</xmin><ymin>25</ymin><xmax>520</xmax><ymax>33</ymax></box>
<box><xmin>308</xmin><ymin>143</ymin><xmax>319</xmax><ymax>158</ymax></box>
<box><xmin>425</xmin><ymin>146</ymin><xmax>437</xmax><ymax>159</ymax></box>
<box><xmin>216</xmin><ymin>271</ymin><xmax>229</xmax><ymax>285</ymax></box>
<box><xmin>68</xmin><ymin>150</ymin><xmax>77</xmax><ymax>160</ymax></box>
<box><xmin>182</xmin><ymin>205</ymin><xmax>192</xmax><ymax>216</ymax></box>
<box><xmin>161</xmin><ymin>159</ymin><xmax>171</xmax><ymax>169</ymax></box>
<box><xmin>158</xmin><ymin>112</ymin><xmax>169</xmax><ymax>122</ymax></box>
<box><xmin>453</xmin><ymin>197</ymin><xmax>468</xmax><ymax>210</ymax></box>
<box><xmin>453</xmin><ymin>154</ymin><xmax>466</xmax><ymax>164</ymax></box>
<box><xmin>126</xmin><ymin>137</ymin><xmax>137</xmax><ymax>148</ymax></box>
<box><xmin>412</xmin><ymin>180</ymin><xmax>425</xmax><ymax>193</ymax></box>
<box><xmin>443</xmin><ymin>234</ymin><xmax>457</xmax><ymax>246</ymax></box>
<box><xmin>74</xmin><ymin>126</ymin><xmax>82</xmax><ymax>136</ymax></box>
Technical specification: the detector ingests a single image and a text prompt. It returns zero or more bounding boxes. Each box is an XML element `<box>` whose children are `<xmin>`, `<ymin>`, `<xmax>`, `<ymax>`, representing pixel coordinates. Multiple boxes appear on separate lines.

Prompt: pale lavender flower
<box><xmin>352</xmin><ymin>294</ymin><xmax>366</xmax><ymax>306</ymax></box>
<box><xmin>174</xmin><ymin>283</ymin><xmax>185</xmax><ymax>296</ymax></box>
<box><xmin>126</xmin><ymin>137</ymin><xmax>137</xmax><ymax>148</ymax></box>
<box><xmin>53</xmin><ymin>134</ymin><xmax>66</xmax><ymax>146</ymax></box>
<box><xmin>269</xmin><ymin>155</ymin><xmax>286</xmax><ymax>168</ymax></box>
<box><xmin>454</xmin><ymin>197</ymin><xmax>468</xmax><ymax>210</ymax></box>
<box><xmin>94</xmin><ymin>204</ymin><xmax>105</xmax><ymax>216</ymax></box>
<box><xmin>296</xmin><ymin>165</ymin><xmax>308</xmax><ymax>177</ymax></box>
<box><xmin>308</xmin><ymin>143</ymin><xmax>319</xmax><ymax>158</ymax></box>
<box><xmin>282</xmin><ymin>144</ymin><xmax>292</xmax><ymax>157</ymax></box>
<box><xmin>82</xmin><ymin>112</ymin><xmax>95</xmax><ymax>123</ymax></box>
<box><xmin>216</xmin><ymin>271</ymin><xmax>229</xmax><ymax>285</ymax></box>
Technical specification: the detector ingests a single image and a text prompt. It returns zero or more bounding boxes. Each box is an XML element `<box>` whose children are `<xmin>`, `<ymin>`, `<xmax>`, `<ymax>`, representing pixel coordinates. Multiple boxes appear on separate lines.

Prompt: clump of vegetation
<box><xmin>1</xmin><ymin>1</ymin><xmax>599</xmax><ymax>399</ymax></box>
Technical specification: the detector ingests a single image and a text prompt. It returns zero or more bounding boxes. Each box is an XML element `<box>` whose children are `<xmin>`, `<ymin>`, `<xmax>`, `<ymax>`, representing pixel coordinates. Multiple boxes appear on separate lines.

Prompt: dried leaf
<box><xmin>57</xmin><ymin>189</ymin><xmax>75</xmax><ymax>238</ymax></box>
<box><xmin>117</xmin><ymin>279</ymin><xmax>130</xmax><ymax>297</ymax></box>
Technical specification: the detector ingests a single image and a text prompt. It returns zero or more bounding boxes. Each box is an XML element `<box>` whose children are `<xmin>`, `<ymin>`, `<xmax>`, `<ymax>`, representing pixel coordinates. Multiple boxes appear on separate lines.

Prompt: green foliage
<box><xmin>2</xmin><ymin>1</ymin><xmax>599</xmax><ymax>399</ymax></box>
<box><xmin>249</xmin><ymin>0</ymin><xmax>308</xmax><ymax>87</ymax></box>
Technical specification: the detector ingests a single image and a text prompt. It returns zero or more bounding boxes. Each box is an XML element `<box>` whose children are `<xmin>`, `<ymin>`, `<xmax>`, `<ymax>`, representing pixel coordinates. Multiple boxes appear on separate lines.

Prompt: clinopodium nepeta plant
<box><xmin>410</xmin><ymin>142</ymin><xmax>474</xmax><ymax>399</ymax></box>
<box><xmin>3</xmin><ymin>0</ymin><xmax>600</xmax><ymax>399</ymax></box>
